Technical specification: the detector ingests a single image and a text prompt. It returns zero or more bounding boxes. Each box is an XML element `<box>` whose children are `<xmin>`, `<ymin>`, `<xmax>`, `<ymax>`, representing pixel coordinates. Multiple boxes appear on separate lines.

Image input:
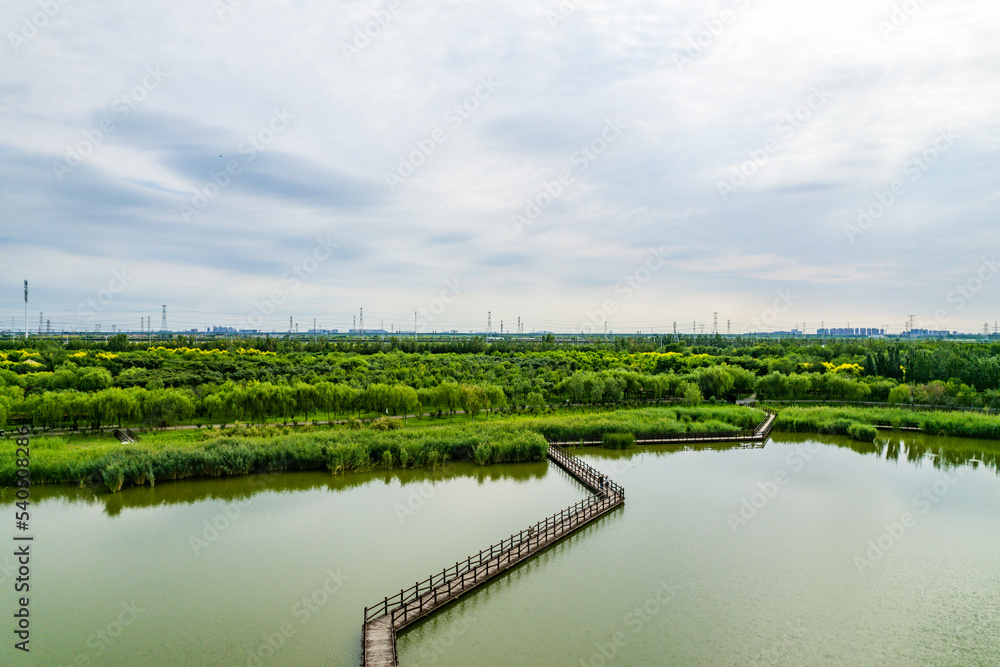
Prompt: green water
<box><xmin>3</xmin><ymin>434</ymin><xmax>1000</xmax><ymax>666</ymax></box>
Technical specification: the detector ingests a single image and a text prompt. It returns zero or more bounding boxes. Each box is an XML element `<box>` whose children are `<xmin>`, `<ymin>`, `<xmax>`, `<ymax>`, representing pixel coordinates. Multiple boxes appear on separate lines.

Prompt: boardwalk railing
<box><xmin>548</xmin><ymin>408</ymin><xmax>778</xmax><ymax>448</ymax></box>
<box><xmin>546</xmin><ymin>429</ymin><xmax>755</xmax><ymax>446</ymax></box>
<box><xmin>756</xmin><ymin>409</ymin><xmax>776</xmax><ymax>439</ymax></box>
<box><xmin>363</xmin><ymin>447</ymin><xmax>623</xmax><ymax>629</ymax></box>
<box><xmin>548</xmin><ymin>443</ymin><xmax>625</xmax><ymax>496</ymax></box>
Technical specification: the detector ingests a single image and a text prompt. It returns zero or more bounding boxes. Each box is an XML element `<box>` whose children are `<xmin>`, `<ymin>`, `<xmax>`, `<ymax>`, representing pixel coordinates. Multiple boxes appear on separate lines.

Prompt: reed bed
<box><xmin>522</xmin><ymin>406</ymin><xmax>761</xmax><ymax>441</ymax></box>
<box><xmin>773</xmin><ymin>406</ymin><xmax>1000</xmax><ymax>441</ymax></box>
<box><xmin>601</xmin><ymin>433</ymin><xmax>635</xmax><ymax>449</ymax></box>
<box><xmin>0</xmin><ymin>423</ymin><xmax>548</xmax><ymax>492</ymax></box>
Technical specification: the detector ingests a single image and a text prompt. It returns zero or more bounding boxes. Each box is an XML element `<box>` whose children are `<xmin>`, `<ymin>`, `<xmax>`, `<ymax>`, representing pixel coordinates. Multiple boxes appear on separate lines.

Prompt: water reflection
<box><xmin>758</xmin><ymin>430</ymin><xmax>1000</xmax><ymax>474</ymax></box>
<box><xmin>6</xmin><ymin>432</ymin><xmax>997</xmax><ymax>516</ymax></box>
<box><xmin>0</xmin><ymin>461</ymin><xmax>550</xmax><ymax>515</ymax></box>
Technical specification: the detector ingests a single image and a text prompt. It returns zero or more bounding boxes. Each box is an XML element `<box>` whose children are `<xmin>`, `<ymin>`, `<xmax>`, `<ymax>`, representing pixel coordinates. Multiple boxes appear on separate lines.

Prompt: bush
<box><xmin>848</xmin><ymin>422</ymin><xmax>878</xmax><ymax>442</ymax></box>
<box><xmin>369</xmin><ymin>416</ymin><xmax>401</xmax><ymax>431</ymax></box>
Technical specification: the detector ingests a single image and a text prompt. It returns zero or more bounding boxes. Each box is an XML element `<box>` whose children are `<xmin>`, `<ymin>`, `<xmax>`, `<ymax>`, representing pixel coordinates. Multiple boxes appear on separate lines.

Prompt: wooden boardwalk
<box><xmin>547</xmin><ymin>409</ymin><xmax>777</xmax><ymax>448</ymax></box>
<box><xmin>360</xmin><ymin>408</ymin><xmax>775</xmax><ymax>665</ymax></box>
<box><xmin>361</xmin><ymin>445</ymin><xmax>624</xmax><ymax>666</ymax></box>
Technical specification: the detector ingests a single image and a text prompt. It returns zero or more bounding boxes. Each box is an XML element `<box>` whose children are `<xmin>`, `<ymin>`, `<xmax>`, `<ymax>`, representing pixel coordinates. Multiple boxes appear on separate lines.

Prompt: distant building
<box><xmin>817</xmin><ymin>327</ymin><xmax>884</xmax><ymax>336</ymax></box>
<box><xmin>909</xmin><ymin>328</ymin><xmax>952</xmax><ymax>337</ymax></box>
<box><xmin>749</xmin><ymin>329</ymin><xmax>802</xmax><ymax>337</ymax></box>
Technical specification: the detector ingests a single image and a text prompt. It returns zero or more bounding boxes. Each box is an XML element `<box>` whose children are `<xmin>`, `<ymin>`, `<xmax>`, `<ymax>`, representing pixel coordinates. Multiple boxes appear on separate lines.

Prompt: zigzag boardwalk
<box><xmin>360</xmin><ymin>408</ymin><xmax>774</xmax><ymax>665</ymax></box>
<box><xmin>361</xmin><ymin>445</ymin><xmax>624</xmax><ymax>666</ymax></box>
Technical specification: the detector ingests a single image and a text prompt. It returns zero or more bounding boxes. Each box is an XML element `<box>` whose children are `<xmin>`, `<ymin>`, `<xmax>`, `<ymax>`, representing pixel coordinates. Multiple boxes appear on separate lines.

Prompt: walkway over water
<box><xmin>360</xmin><ymin>408</ymin><xmax>774</xmax><ymax>665</ymax></box>
<box><xmin>361</xmin><ymin>445</ymin><xmax>625</xmax><ymax>666</ymax></box>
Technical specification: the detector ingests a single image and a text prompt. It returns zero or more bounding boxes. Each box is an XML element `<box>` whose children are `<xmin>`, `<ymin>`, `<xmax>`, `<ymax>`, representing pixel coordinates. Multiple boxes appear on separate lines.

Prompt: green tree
<box><xmin>681</xmin><ymin>382</ymin><xmax>702</xmax><ymax>405</ymax></box>
<box><xmin>888</xmin><ymin>383</ymin><xmax>911</xmax><ymax>404</ymax></box>
<box><xmin>460</xmin><ymin>384</ymin><xmax>486</xmax><ymax>422</ymax></box>
<box><xmin>77</xmin><ymin>367</ymin><xmax>113</xmax><ymax>392</ymax></box>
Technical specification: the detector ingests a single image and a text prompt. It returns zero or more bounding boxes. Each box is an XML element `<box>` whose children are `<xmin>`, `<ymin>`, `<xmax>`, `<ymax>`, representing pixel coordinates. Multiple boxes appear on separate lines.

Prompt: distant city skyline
<box><xmin>3</xmin><ymin>298</ymin><xmax>996</xmax><ymax>338</ymax></box>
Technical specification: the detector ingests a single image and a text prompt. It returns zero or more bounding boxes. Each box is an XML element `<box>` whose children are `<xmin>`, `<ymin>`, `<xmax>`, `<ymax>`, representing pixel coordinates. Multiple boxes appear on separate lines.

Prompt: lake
<box><xmin>4</xmin><ymin>432</ymin><xmax>999</xmax><ymax>666</ymax></box>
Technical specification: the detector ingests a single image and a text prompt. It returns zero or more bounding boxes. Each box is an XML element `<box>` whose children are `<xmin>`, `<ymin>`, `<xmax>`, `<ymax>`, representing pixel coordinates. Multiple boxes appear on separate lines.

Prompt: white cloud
<box><xmin>1</xmin><ymin>0</ymin><xmax>999</xmax><ymax>333</ymax></box>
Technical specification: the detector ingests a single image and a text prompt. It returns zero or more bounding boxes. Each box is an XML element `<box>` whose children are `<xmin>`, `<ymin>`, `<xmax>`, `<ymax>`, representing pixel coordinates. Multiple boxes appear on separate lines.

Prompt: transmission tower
<box><xmin>712</xmin><ymin>312</ymin><xmax>718</xmax><ymax>335</ymax></box>
<box><xmin>673</xmin><ymin>321</ymin><xmax>677</xmax><ymax>335</ymax></box>
<box><xmin>39</xmin><ymin>312</ymin><xmax>43</xmax><ymax>335</ymax></box>
<box><xmin>727</xmin><ymin>319</ymin><xmax>731</xmax><ymax>335</ymax></box>
<box><xmin>161</xmin><ymin>305</ymin><xmax>167</xmax><ymax>332</ymax></box>
<box><xmin>360</xmin><ymin>308</ymin><xmax>364</xmax><ymax>334</ymax></box>
<box><xmin>23</xmin><ymin>279</ymin><xmax>28</xmax><ymax>340</ymax></box>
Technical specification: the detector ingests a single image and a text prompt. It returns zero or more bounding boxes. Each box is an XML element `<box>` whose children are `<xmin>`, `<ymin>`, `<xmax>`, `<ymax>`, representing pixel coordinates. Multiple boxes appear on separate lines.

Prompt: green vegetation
<box><xmin>5</xmin><ymin>335</ymin><xmax>1000</xmax><ymax>491</ymax></box>
<box><xmin>0</xmin><ymin>406</ymin><xmax>762</xmax><ymax>492</ymax></box>
<box><xmin>601</xmin><ymin>433</ymin><xmax>635</xmax><ymax>449</ymax></box>
<box><xmin>520</xmin><ymin>406</ymin><xmax>760</xmax><ymax>442</ymax></box>
<box><xmin>773</xmin><ymin>405</ymin><xmax>1000</xmax><ymax>441</ymax></box>
<box><xmin>6</xmin><ymin>335</ymin><xmax>1000</xmax><ymax>434</ymax></box>
<box><xmin>0</xmin><ymin>421</ymin><xmax>548</xmax><ymax>492</ymax></box>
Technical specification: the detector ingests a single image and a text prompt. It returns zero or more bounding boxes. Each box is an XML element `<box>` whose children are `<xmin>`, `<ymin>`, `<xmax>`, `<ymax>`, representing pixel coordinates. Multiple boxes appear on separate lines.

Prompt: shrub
<box><xmin>369</xmin><ymin>416</ymin><xmax>401</xmax><ymax>431</ymax></box>
<box><xmin>848</xmin><ymin>423</ymin><xmax>879</xmax><ymax>442</ymax></box>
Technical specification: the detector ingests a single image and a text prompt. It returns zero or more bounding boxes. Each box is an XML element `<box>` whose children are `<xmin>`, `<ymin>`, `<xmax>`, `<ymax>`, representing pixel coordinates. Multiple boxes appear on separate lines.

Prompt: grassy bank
<box><xmin>6</xmin><ymin>403</ymin><xmax>1000</xmax><ymax>491</ymax></box>
<box><xmin>518</xmin><ymin>405</ymin><xmax>763</xmax><ymax>441</ymax></box>
<box><xmin>0</xmin><ymin>406</ymin><xmax>761</xmax><ymax>491</ymax></box>
<box><xmin>773</xmin><ymin>405</ymin><xmax>1000</xmax><ymax>441</ymax></box>
<box><xmin>0</xmin><ymin>422</ymin><xmax>549</xmax><ymax>492</ymax></box>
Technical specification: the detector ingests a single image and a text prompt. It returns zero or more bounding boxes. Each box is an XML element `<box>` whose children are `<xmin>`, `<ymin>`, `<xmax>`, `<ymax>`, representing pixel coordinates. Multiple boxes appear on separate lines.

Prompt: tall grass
<box><xmin>773</xmin><ymin>406</ymin><xmax>1000</xmax><ymax>441</ymax></box>
<box><xmin>602</xmin><ymin>433</ymin><xmax>635</xmax><ymax>449</ymax></box>
<box><xmin>520</xmin><ymin>406</ymin><xmax>761</xmax><ymax>441</ymax></box>
<box><xmin>0</xmin><ymin>422</ymin><xmax>548</xmax><ymax>492</ymax></box>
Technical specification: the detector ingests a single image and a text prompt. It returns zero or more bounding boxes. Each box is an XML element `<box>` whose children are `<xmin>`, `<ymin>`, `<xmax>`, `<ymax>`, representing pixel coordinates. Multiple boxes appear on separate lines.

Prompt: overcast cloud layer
<box><xmin>1</xmin><ymin>0</ymin><xmax>998</xmax><ymax>335</ymax></box>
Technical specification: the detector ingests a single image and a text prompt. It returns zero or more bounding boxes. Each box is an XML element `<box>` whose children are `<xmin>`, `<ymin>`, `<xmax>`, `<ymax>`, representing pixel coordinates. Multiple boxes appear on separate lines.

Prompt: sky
<box><xmin>1</xmin><ymin>0</ymin><xmax>998</xmax><ymax>336</ymax></box>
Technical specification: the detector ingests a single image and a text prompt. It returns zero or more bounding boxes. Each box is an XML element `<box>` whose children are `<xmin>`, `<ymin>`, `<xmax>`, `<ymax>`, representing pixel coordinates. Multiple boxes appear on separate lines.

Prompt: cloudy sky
<box><xmin>1</xmin><ymin>0</ymin><xmax>998</xmax><ymax>335</ymax></box>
